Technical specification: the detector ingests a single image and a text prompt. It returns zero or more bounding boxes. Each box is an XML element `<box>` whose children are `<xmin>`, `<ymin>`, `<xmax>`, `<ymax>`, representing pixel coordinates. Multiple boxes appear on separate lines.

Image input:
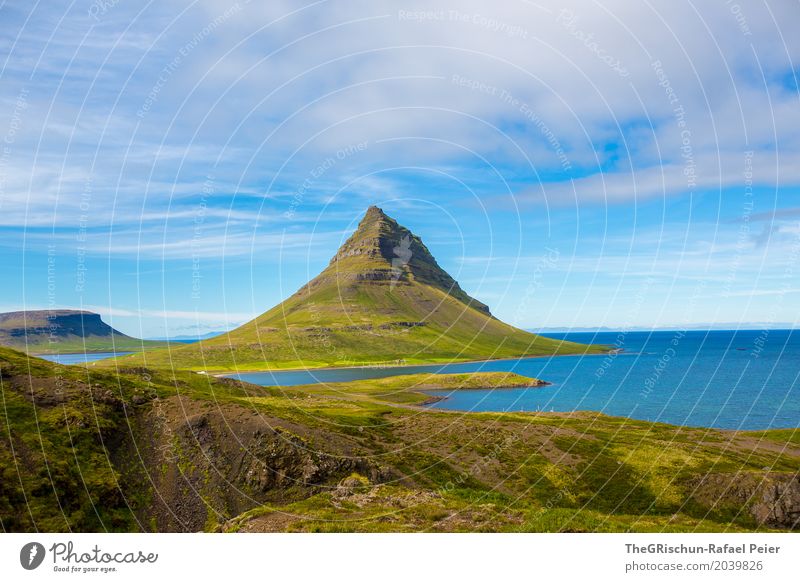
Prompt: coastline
<box><xmin>29</xmin><ymin>345</ymin><xmax>168</xmax><ymax>356</ymax></box>
<box><xmin>418</xmin><ymin>379</ymin><xmax>552</xmax><ymax>406</ymax></box>
<box><xmin>211</xmin><ymin>350</ymin><xmax>613</xmax><ymax>377</ymax></box>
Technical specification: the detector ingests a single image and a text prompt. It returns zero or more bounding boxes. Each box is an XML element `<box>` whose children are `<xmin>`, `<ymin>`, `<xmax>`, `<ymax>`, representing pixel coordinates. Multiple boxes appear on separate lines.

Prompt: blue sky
<box><xmin>1</xmin><ymin>0</ymin><xmax>799</xmax><ymax>338</ymax></box>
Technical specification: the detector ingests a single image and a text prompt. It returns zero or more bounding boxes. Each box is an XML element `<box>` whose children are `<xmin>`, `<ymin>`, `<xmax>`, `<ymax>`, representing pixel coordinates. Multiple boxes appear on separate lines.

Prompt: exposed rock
<box><xmin>331</xmin><ymin>474</ymin><xmax>371</xmax><ymax>500</ymax></box>
<box><xmin>751</xmin><ymin>477</ymin><xmax>800</xmax><ymax>529</ymax></box>
<box><xmin>688</xmin><ymin>472</ymin><xmax>800</xmax><ymax>530</ymax></box>
<box><xmin>129</xmin><ymin>397</ymin><xmax>395</xmax><ymax>532</ymax></box>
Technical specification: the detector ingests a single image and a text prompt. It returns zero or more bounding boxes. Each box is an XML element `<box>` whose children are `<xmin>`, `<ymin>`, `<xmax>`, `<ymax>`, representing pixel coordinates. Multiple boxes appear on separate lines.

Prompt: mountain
<box><xmin>114</xmin><ymin>206</ymin><xmax>604</xmax><ymax>371</ymax></box>
<box><xmin>0</xmin><ymin>310</ymin><xmax>168</xmax><ymax>354</ymax></box>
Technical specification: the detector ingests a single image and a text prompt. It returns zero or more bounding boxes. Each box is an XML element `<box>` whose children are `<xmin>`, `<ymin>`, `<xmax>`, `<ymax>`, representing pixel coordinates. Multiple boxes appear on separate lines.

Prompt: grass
<box><xmin>104</xmin><ymin>309</ymin><xmax>606</xmax><ymax>372</ymax></box>
<box><xmin>744</xmin><ymin>428</ymin><xmax>800</xmax><ymax>446</ymax></box>
<box><xmin>0</xmin><ymin>347</ymin><xmax>154</xmax><ymax>531</ymax></box>
<box><xmin>2</xmin><ymin>347</ymin><xmax>798</xmax><ymax>533</ymax></box>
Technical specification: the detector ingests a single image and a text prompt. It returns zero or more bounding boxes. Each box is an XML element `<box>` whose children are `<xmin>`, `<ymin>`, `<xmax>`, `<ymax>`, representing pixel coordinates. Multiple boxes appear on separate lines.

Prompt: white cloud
<box><xmin>3</xmin><ymin>0</ymin><xmax>799</xmax><ymax>234</ymax></box>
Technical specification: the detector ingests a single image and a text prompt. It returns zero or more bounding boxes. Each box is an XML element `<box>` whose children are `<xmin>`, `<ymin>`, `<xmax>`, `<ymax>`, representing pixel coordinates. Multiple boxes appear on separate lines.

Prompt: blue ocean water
<box><xmin>38</xmin><ymin>351</ymin><xmax>131</xmax><ymax>365</ymax></box>
<box><xmin>232</xmin><ymin>330</ymin><xmax>800</xmax><ymax>430</ymax></box>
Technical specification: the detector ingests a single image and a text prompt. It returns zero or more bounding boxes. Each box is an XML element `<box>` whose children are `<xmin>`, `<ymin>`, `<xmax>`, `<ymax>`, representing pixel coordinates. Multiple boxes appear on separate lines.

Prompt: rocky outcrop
<box><xmin>751</xmin><ymin>476</ymin><xmax>800</xmax><ymax>529</ymax></box>
<box><xmin>688</xmin><ymin>472</ymin><xmax>800</xmax><ymax>530</ymax></box>
<box><xmin>320</xmin><ymin>206</ymin><xmax>491</xmax><ymax>315</ymax></box>
<box><xmin>127</xmin><ymin>395</ymin><xmax>393</xmax><ymax>532</ymax></box>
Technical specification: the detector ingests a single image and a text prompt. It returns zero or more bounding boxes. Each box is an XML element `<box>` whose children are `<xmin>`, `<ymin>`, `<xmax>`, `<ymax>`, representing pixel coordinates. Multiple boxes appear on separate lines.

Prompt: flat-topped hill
<box><xmin>0</xmin><ymin>309</ymin><xmax>167</xmax><ymax>354</ymax></box>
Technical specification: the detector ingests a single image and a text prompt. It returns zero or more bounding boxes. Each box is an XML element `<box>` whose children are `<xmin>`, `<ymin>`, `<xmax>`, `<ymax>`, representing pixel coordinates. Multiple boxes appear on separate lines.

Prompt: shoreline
<box><xmin>212</xmin><ymin>350</ymin><xmax>613</xmax><ymax>377</ymax></box>
<box><xmin>418</xmin><ymin>380</ymin><xmax>551</xmax><ymax>406</ymax></box>
<box><xmin>32</xmin><ymin>350</ymin><xmax>135</xmax><ymax>356</ymax></box>
<box><xmin>29</xmin><ymin>347</ymin><xmax>162</xmax><ymax>356</ymax></box>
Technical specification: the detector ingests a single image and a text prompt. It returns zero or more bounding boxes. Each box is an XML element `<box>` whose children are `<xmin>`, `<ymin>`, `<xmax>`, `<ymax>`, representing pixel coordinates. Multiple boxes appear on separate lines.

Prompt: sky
<box><xmin>0</xmin><ymin>0</ymin><xmax>799</xmax><ymax>338</ymax></box>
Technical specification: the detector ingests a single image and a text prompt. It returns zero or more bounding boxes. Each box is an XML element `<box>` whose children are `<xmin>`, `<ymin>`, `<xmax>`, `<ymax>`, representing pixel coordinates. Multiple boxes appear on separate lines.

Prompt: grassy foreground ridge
<box><xmin>2</xmin><ymin>347</ymin><xmax>798</xmax><ymax>532</ymax></box>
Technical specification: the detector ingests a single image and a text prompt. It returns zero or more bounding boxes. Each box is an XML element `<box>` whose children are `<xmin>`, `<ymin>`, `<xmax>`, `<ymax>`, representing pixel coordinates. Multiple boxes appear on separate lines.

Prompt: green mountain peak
<box><xmin>113</xmin><ymin>206</ymin><xmax>602</xmax><ymax>370</ymax></box>
<box><xmin>309</xmin><ymin>206</ymin><xmax>490</xmax><ymax>315</ymax></box>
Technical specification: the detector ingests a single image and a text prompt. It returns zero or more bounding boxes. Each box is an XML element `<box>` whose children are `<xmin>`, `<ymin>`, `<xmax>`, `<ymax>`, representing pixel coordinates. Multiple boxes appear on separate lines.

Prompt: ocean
<box><xmin>232</xmin><ymin>330</ymin><xmax>800</xmax><ymax>430</ymax></box>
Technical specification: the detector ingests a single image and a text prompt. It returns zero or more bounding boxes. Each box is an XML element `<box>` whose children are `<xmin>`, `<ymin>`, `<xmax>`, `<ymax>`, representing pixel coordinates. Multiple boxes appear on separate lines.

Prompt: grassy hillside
<box><xmin>0</xmin><ymin>310</ymin><xmax>168</xmax><ymax>354</ymax></box>
<box><xmin>0</xmin><ymin>346</ymin><xmax>156</xmax><ymax>530</ymax></box>
<box><xmin>109</xmin><ymin>207</ymin><xmax>606</xmax><ymax>371</ymax></box>
<box><xmin>2</xmin><ymin>347</ymin><xmax>798</xmax><ymax>532</ymax></box>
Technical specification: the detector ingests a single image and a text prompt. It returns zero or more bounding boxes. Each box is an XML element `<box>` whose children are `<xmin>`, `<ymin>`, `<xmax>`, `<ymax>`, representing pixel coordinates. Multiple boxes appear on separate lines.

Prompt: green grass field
<box><xmin>2</xmin><ymin>347</ymin><xmax>797</xmax><ymax>532</ymax></box>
